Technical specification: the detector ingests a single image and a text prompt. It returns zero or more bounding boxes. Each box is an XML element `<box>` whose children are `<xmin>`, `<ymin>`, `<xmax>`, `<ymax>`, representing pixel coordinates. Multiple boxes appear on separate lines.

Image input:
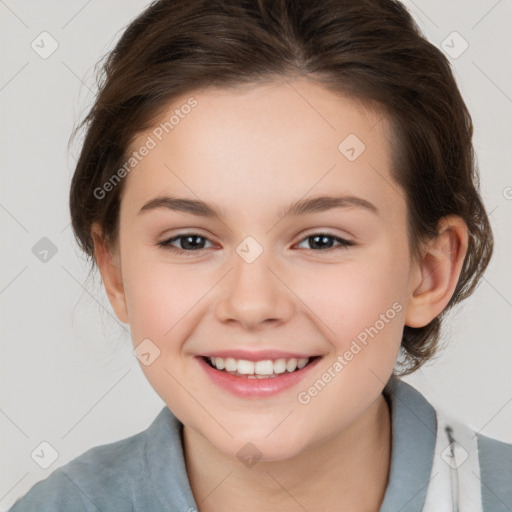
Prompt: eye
<box><xmin>295</xmin><ymin>232</ymin><xmax>354</xmax><ymax>252</ymax></box>
<box><xmin>158</xmin><ymin>233</ymin><xmax>214</xmax><ymax>255</ymax></box>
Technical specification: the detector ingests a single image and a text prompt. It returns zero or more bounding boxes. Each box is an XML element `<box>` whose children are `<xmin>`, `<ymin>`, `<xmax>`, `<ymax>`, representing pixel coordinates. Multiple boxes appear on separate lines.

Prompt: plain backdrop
<box><xmin>1</xmin><ymin>0</ymin><xmax>511</xmax><ymax>509</ymax></box>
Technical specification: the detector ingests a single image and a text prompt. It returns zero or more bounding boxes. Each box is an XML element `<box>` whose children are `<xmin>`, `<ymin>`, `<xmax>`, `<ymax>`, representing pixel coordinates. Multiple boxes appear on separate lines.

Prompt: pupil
<box><xmin>310</xmin><ymin>235</ymin><xmax>333</xmax><ymax>249</ymax></box>
<box><xmin>182</xmin><ymin>235</ymin><xmax>204</xmax><ymax>250</ymax></box>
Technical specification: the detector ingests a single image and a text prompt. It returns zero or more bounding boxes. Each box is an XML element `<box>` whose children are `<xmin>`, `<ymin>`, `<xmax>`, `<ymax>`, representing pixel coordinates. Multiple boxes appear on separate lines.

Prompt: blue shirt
<box><xmin>8</xmin><ymin>378</ymin><xmax>512</xmax><ymax>511</ymax></box>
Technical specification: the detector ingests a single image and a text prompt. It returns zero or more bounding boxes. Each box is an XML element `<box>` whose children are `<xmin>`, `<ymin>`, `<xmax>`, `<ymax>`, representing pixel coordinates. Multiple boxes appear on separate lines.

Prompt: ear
<box><xmin>404</xmin><ymin>214</ymin><xmax>469</xmax><ymax>328</ymax></box>
<box><xmin>91</xmin><ymin>223</ymin><xmax>129</xmax><ymax>324</ymax></box>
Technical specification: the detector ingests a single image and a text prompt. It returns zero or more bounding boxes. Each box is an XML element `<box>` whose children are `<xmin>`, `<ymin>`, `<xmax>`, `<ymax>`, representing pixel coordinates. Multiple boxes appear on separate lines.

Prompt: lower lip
<box><xmin>195</xmin><ymin>356</ymin><xmax>322</xmax><ymax>398</ymax></box>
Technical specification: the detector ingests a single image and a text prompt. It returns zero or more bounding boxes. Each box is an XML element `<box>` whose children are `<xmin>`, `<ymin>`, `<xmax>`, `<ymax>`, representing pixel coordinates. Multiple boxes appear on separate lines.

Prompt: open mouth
<box><xmin>202</xmin><ymin>355</ymin><xmax>322</xmax><ymax>379</ymax></box>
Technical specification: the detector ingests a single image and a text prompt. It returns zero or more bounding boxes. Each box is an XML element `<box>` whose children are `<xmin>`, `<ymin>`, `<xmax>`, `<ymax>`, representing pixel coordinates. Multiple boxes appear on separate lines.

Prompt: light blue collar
<box><xmin>379</xmin><ymin>377</ymin><xmax>437</xmax><ymax>512</ymax></box>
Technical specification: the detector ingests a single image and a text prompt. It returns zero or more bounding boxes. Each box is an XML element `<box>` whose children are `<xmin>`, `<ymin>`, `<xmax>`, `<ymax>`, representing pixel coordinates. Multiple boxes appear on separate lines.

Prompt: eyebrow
<box><xmin>138</xmin><ymin>194</ymin><xmax>378</xmax><ymax>218</ymax></box>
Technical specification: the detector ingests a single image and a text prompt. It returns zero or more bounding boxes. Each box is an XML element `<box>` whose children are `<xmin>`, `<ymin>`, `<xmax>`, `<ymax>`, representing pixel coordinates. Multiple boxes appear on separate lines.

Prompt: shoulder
<box><xmin>477</xmin><ymin>430</ymin><xmax>512</xmax><ymax>468</ymax></box>
<box><xmin>384</xmin><ymin>378</ymin><xmax>512</xmax><ymax>511</ymax></box>
<box><xmin>476</xmin><ymin>431</ymin><xmax>512</xmax><ymax>512</ymax></box>
<box><xmin>431</xmin><ymin>398</ymin><xmax>512</xmax><ymax>509</ymax></box>
<box><xmin>427</xmin><ymin>388</ymin><xmax>512</xmax><ymax>512</ymax></box>
<box><xmin>8</xmin><ymin>420</ymin><xmax>149</xmax><ymax>512</ymax></box>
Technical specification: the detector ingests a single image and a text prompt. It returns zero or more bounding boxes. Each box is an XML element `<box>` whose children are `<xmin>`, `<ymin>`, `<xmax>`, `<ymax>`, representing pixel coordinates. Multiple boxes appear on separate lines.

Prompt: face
<box><xmin>108</xmin><ymin>78</ymin><xmax>418</xmax><ymax>461</ymax></box>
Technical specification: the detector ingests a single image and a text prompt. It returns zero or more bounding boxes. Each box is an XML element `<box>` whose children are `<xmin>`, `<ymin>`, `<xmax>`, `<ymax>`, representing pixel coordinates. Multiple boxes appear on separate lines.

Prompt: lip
<box><xmin>198</xmin><ymin>350</ymin><xmax>317</xmax><ymax>362</ymax></box>
<box><xmin>195</xmin><ymin>355</ymin><xmax>323</xmax><ymax>398</ymax></box>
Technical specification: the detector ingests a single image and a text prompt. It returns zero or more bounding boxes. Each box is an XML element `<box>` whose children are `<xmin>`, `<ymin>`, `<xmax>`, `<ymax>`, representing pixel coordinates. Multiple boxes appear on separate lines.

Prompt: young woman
<box><xmin>9</xmin><ymin>0</ymin><xmax>511</xmax><ymax>510</ymax></box>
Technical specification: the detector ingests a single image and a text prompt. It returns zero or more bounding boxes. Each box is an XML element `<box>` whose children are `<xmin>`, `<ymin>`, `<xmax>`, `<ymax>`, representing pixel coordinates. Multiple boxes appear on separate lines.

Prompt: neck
<box><xmin>183</xmin><ymin>392</ymin><xmax>392</xmax><ymax>512</ymax></box>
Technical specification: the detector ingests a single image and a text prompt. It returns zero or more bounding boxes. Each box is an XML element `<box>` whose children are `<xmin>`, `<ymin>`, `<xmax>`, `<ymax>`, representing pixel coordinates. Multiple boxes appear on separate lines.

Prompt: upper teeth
<box><xmin>209</xmin><ymin>357</ymin><xmax>310</xmax><ymax>375</ymax></box>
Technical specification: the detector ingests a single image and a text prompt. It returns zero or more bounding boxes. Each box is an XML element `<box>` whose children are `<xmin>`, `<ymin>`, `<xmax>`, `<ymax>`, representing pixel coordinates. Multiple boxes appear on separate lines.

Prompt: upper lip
<box><xmin>198</xmin><ymin>350</ymin><xmax>321</xmax><ymax>361</ymax></box>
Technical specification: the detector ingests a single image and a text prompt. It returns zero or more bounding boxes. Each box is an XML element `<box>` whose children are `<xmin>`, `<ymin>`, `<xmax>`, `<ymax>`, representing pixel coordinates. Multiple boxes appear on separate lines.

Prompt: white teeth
<box><xmin>237</xmin><ymin>360</ymin><xmax>254</xmax><ymax>374</ymax></box>
<box><xmin>254</xmin><ymin>360</ymin><xmax>274</xmax><ymax>375</ymax></box>
<box><xmin>208</xmin><ymin>356</ymin><xmax>311</xmax><ymax>375</ymax></box>
<box><xmin>286</xmin><ymin>358</ymin><xmax>298</xmax><ymax>372</ymax></box>
<box><xmin>297</xmin><ymin>358</ymin><xmax>308</xmax><ymax>369</ymax></box>
<box><xmin>273</xmin><ymin>359</ymin><xmax>287</xmax><ymax>374</ymax></box>
<box><xmin>224</xmin><ymin>357</ymin><xmax>237</xmax><ymax>372</ymax></box>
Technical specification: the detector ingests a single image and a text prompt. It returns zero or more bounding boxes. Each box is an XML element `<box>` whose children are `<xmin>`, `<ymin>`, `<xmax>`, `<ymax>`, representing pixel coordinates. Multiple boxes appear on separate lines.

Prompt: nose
<box><xmin>215</xmin><ymin>249</ymin><xmax>295</xmax><ymax>331</ymax></box>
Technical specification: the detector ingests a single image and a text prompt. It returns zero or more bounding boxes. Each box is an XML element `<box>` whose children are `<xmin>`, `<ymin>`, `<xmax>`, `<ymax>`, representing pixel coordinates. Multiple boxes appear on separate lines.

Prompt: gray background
<box><xmin>1</xmin><ymin>0</ymin><xmax>511</xmax><ymax>508</ymax></box>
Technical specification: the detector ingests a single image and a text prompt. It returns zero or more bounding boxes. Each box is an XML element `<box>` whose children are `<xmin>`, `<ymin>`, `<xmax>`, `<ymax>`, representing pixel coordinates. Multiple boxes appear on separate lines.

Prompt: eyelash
<box><xmin>157</xmin><ymin>232</ymin><xmax>354</xmax><ymax>256</ymax></box>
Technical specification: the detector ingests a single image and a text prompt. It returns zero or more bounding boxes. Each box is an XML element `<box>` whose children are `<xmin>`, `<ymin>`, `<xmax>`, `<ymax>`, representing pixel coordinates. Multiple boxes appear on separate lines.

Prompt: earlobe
<box><xmin>91</xmin><ymin>223</ymin><xmax>129</xmax><ymax>324</ymax></box>
<box><xmin>404</xmin><ymin>215</ymin><xmax>469</xmax><ymax>328</ymax></box>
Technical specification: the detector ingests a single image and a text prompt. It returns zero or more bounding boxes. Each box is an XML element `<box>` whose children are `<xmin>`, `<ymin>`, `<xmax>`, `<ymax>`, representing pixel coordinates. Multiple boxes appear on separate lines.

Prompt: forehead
<box><xmin>122</xmin><ymin>78</ymin><xmax>403</xmax><ymax>222</ymax></box>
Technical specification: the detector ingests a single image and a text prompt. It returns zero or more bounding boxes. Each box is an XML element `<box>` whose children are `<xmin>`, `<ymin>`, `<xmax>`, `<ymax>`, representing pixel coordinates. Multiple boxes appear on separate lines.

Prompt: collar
<box><xmin>379</xmin><ymin>376</ymin><xmax>437</xmax><ymax>511</ymax></box>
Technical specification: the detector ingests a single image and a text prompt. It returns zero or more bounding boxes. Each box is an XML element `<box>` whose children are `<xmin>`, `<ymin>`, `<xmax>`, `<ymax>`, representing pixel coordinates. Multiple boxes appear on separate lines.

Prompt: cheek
<box><xmin>289</xmin><ymin>253</ymin><xmax>408</xmax><ymax>417</ymax></box>
<box><xmin>296</xmin><ymin>256</ymin><xmax>408</xmax><ymax>342</ymax></box>
<box><xmin>123</xmin><ymin>257</ymin><xmax>208</xmax><ymax>344</ymax></box>
<box><xmin>121</xmin><ymin>255</ymin><xmax>211</xmax><ymax>403</ymax></box>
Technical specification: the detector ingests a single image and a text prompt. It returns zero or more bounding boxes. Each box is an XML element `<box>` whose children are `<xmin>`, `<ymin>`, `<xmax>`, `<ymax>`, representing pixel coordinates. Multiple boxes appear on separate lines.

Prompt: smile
<box><xmin>196</xmin><ymin>355</ymin><xmax>323</xmax><ymax>398</ymax></box>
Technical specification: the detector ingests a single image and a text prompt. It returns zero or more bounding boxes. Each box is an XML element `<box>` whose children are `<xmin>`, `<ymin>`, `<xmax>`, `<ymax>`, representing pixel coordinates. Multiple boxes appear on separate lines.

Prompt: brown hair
<box><xmin>69</xmin><ymin>0</ymin><xmax>493</xmax><ymax>376</ymax></box>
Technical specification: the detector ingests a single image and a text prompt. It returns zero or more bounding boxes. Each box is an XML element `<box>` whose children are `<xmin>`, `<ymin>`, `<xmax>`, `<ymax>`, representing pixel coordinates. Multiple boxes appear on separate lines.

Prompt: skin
<box><xmin>92</xmin><ymin>77</ymin><xmax>468</xmax><ymax>511</ymax></box>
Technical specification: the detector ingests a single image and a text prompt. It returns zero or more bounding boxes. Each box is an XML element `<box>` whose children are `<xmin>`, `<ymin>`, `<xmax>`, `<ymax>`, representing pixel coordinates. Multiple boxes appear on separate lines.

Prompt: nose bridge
<box><xmin>215</xmin><ymin>236</ymin><xmax>295</xmax><ymax>329</ymax></box>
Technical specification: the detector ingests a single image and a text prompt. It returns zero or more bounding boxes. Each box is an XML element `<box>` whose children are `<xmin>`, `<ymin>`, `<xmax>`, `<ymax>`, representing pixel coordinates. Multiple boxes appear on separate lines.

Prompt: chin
<box><xmin>207</xmin><ymin>423</ymin><xmax>313</xmax><ymax>464</ymax></box>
